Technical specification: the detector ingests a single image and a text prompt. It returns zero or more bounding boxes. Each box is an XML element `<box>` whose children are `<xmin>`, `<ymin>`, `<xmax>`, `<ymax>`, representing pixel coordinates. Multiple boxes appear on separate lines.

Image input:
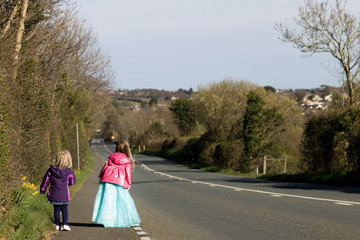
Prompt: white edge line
<box><xmin>138</xmin><ymin>162</ymin><xmax>360</xmax><ymax>206</ymax></box>
<box><xmin>335</xmin><ymin>202</ymin><xmax>354</xmax><ymax>206</ymax></box>
<box><xmin>103</xmin><ymin>143</ymin><xmax>113</xmax><ymax>154</ymax></box>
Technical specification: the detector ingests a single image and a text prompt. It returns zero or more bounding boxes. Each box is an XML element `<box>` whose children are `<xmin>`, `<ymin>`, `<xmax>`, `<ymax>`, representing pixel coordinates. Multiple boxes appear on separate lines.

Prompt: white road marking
<box><xmin>103</xmin><ymin>143</ymin><xmax>113</xmax><ymax>154</ymax></box>
<box><xmin>271</xmin><ymin>195</ymin><xmax>283</xmax><ymax>198</ymax></box>
<box><xmin>335</xmin><ymin>202</ymin><xmax>354</xmax><ymax>206</ymax></box>
<box><xmin>104</xmin><ymin>143</ymin><xmax>358</xmax><ymax>207</ymax></box>
<box><xmin>132</xmin><ymin>226</ymin><xmax>151</xmax><ymax>240</ymax></box>
<box><xmin>138</xmin><ymin>161</ymin><xmax>360</xmax><ymax>206</ymax></box>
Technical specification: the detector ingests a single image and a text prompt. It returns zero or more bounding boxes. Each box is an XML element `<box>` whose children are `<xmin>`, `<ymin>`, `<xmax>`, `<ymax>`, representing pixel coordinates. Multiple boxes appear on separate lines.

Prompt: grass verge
<box><xmin>0</xmin><ymin>152</ymin><xmax>94</xmax><ymax>240</ymax></box>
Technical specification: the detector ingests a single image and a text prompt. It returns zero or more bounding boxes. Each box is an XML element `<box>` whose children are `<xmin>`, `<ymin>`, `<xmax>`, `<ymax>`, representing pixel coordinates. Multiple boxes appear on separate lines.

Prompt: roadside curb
<box><xmin>132</xmin><ymin>226</ymin><xmax>151</xmax><ymax>240</ymax></box>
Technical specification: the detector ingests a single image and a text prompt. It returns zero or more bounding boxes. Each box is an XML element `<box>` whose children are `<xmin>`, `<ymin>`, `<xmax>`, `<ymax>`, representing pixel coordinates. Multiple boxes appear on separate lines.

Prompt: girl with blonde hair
<box><xmin>40</xmin><ymin>150</ymin><xmax>76</xmax><ymax>231</ymax></box>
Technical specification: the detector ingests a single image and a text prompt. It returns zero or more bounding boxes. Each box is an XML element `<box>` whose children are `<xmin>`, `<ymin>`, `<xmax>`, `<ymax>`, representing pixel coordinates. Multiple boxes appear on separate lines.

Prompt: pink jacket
<box><xmin>99</xmin><ymin>153</ymin><xmax>132</xmax><ymax>189</ymax></box>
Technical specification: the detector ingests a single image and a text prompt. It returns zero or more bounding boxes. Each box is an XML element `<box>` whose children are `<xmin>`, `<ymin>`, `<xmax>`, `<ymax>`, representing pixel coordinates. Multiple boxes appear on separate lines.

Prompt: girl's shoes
<box><xmin>55</xmin><ymin>224</ymin><xmax>71</xmax><ymax>231</ymax></box>
<box><xmin>61</xmin><ymin>225</ymin><xmax>71</xmax><ymax>231</ymax></box>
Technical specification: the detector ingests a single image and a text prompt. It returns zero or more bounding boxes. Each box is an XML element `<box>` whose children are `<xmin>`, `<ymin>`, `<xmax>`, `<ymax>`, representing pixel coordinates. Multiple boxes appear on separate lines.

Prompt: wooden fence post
<box><xmin>263</xmin><ymin>155</ymin><xmax>267</xmax><ymax>174</ymax></box>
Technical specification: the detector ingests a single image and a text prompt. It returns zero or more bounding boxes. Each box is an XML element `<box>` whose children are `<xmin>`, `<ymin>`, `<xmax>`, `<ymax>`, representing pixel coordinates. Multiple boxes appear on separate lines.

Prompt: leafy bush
<box><xmin>198</xmin><ymin>143</ymin><xmax>217</xmax><ymax>166</ymax></box>
<box><xmin>302</xmin><ymin>107</ymin><xmax>360</xmax><ymax>172</ymax></box>
<box><xmin>183</xmin><ymin>137</ymin><xmax>201</xmax><ymax>163</ymax></box>
<box><xmin>169</xmin><ymin>99</ymin><xmax>198</xmax><ymax>136</ymax></box>
<box><xmin>214</xmin><ymin>142</ymin><xmax>243</xmax><ymax>170</ymax></box>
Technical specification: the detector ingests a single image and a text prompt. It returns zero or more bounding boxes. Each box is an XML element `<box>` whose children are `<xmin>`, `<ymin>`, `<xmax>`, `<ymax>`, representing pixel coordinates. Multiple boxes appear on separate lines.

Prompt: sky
<box><xmin>74</xmin><ymin>0</ymin><xmax>360</xmax><ymax>91</ymax></box>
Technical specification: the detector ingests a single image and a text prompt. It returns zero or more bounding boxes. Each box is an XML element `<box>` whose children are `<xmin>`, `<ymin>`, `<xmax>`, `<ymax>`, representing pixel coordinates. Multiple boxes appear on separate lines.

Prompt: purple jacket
<box><xmin>40</xmin><ymin>165</ymin><xmax>76</xmax><ymax>202</ymax></box>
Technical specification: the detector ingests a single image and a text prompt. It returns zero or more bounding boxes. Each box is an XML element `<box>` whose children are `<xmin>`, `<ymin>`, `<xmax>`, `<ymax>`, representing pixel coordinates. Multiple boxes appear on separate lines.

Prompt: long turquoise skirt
<box><xmin>92</xmin><ymin>182</ymin><xmax>141</xmax><ymax>227</ymax></box>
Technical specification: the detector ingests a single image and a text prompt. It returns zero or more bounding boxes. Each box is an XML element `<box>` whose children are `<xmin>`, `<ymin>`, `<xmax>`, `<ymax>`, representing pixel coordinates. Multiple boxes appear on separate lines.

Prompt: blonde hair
<box><xmin>54</xmin><ymin>150</ymin><xmax>73</xmax><ymax>169</ymax></box>
<box><xmin>116</xmin><ymin>140</ymin><xmax>135</xmax><ymax>169</ymax></box>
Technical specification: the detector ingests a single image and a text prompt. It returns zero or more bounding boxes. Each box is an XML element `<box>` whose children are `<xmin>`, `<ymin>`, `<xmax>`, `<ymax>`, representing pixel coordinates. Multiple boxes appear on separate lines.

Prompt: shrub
<box><xmin>213</xmin><ymin>142</ymin><xmax>244</xmax><ymax>170</ymax></box>
<box><xmin>302</xmin><ymin>107</ymin><xmax>360</xmax><ymax>173</ymax></box>
<box><xmin>198</xmin><ymin>143</ymin><xmax>217</xmax><ymax>166</ymax></box>
<box><xmin>183</xmin><ymin>137</ymin><xmax>201</xmax><ymax>163</ymax></box>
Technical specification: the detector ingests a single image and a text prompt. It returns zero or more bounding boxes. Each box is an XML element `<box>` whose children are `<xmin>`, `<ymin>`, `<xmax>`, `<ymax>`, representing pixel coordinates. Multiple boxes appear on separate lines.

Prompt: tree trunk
<box><xmin>0</xmin><ymin>3</ymin><xmax>19</xmax><ymax>39</ymax></box>
<box><xmin>345</xmin><ymin>70</ymin><xmax>354</xmax><ymax>105</ymax></box>
<box><xmin>14</xmin><ymin>0</ymin><xmax>29</xmax><ymax>66</ymax></box>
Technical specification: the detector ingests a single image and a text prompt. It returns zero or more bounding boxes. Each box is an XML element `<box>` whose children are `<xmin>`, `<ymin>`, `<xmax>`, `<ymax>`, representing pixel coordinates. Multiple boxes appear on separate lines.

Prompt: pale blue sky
<box><xmin>74</xmin><ymin>0</ymin><xmax>360</xmax><ymax>91</ymax></box>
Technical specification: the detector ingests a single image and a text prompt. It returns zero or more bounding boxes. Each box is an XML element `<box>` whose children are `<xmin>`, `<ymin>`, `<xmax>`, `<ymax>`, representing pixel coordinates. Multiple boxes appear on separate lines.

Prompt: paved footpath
<box><xmin>51</xmin><ymin>149</ymin><xmax>139</xmax><ymax>240</ymax></box>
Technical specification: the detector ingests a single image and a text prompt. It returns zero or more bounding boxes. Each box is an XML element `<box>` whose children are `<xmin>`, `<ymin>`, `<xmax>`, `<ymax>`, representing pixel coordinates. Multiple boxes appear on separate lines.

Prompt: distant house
<box><xmin>108</xmin><ymin>90</ymin><xmax>116</xmax><ymax>95</ymax></box>
<box><xmin>302</xmin><ymin>94</ymin><xmax>330</xmax><ymax>111</ymax></box>
<box><xmin>325</xmin><ymin>94</ymin><xmax>333</xmax><ymax>102</ymax></box>
<box><xmin>312</xmin><ymin>95</ymin><xmax>324</xmax><ymax>102</ymax></box>
<box><xmin>134</xmin><ymin>104</ymin><xmax>141</xmax><ymax>112</ymax></box>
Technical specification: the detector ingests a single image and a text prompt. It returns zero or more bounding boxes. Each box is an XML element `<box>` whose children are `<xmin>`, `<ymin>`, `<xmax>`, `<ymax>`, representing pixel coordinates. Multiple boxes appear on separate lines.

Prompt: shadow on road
<box><xmin>67</xmin><ymin>222</ymin><xmax>104</xmax><ymax>228</ymax></box>
<box><xmin>269</xmin><ymin>182</ymin><xmax>360</xmax><ymax>194</ymax></box>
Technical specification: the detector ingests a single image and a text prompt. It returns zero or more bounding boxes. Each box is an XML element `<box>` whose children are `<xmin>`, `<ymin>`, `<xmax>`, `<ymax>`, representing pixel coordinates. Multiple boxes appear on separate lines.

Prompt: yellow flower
<box><xmin>22</xmin><ymin>182</ymin><xmax>27</xmax><ymax>187</ymax></box>
<box><xmin>22</xmin><ymin>176</ymin><xmax>27</xmax><ymax>181</ymax></box>
<box><xmin>29</xmin><ymin>184</ymin><xmax>35</xmax><ymax>190</ymax></box>
<box><xmin>32</xmin><ymin>191</ymin><xmax>39</xmax><ymax>196</ymax></box>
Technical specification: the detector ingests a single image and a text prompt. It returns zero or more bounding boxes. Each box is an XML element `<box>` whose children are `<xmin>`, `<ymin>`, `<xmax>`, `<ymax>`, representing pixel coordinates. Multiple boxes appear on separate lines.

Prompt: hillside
<box><xmin>109</xmin><ymin>88</ymin><xmax>193</xmax><ymax>102</ymax></box>
<box><xmin>107</xmin><ymin>85</ymin><xmax>343</xmax><ymax>115</ymax></box>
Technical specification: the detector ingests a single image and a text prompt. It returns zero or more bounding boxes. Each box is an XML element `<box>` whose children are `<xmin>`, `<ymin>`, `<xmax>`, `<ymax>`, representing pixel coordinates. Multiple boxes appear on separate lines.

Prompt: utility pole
<box><xmin>76</xmin><ymin>123</ymin><xmax>80</xmax><ymax>169</ymax></box>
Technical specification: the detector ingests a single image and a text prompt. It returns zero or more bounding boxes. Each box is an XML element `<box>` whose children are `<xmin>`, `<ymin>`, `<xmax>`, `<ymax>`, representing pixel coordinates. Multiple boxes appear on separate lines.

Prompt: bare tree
<box><xmin>275</xmin><ymin>0</ymin><xmax>360</xmax><ymax>105</ymax></box>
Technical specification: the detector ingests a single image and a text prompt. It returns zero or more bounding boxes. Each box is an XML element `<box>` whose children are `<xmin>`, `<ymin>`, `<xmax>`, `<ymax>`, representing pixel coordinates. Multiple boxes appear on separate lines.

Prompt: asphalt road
<box><xmin>55</xmin><ymin>142</ymin><xmax>360</xmax><ymax>240</ymax></box>
<box><xmin>129</xmin><ymin>147</ymin><xmax>360</xmax><ymax>240</ymax></box>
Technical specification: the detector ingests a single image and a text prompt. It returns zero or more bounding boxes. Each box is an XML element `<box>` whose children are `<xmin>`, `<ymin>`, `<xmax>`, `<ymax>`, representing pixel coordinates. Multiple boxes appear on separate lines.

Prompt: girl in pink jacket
<box><xmin>92</xmin><ymin>140</ymin><xmax>140</xmax><ymax>227</ymax></box>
